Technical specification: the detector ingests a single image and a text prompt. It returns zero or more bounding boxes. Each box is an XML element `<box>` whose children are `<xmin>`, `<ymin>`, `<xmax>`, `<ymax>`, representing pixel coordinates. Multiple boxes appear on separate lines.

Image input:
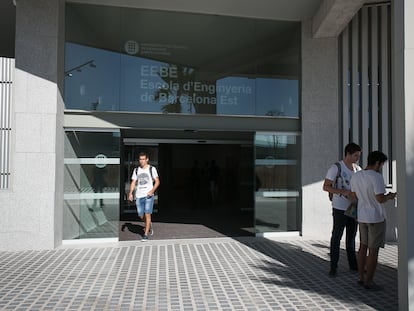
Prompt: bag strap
<box><xmin>333</xmin><ymin>162</ymin><xmax>341</xmax><ymax>187</ymax></box>
<box><xmin>135</xmin><ymin>165</ymin><xmax>155</xmax><ymax>183</ymax></box>
<box><xmin>149</xmin><ymin>165</ymin><xmax>154</xmax><ymax>182</ymax></box>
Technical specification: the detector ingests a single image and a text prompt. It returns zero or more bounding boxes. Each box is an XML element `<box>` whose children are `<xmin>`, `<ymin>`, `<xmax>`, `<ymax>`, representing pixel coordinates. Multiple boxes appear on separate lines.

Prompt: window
<box><xmin>63</xmin><ymin>130</ymin><xmax>120</xmax><ymax>239</ymax></box>
<box><xmin>64</xmin><ymin>4</ymin><xmax>300</xmax><ymax>118</ymax></box>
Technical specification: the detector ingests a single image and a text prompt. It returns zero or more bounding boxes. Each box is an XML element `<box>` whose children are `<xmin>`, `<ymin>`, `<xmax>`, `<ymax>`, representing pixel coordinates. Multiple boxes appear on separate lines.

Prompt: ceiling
<box><xmin>67</xmin><ymin>0</ymin><xmax>323</xmax><ymax>22</ymax></box>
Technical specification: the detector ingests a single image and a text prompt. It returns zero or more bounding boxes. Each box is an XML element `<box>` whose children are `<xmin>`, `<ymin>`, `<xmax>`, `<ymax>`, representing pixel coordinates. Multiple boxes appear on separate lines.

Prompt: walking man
<box><xmin>323</xmin><ymin>142</ymin><xmax>361</xmax><ymax>277</ymax></box>
<box><xmin>350</xmin><ymin>151</ymin><xmax>396</xmax><ymax>290</ymax></box>
<box><xmin>128</xmin><ymin>152</ymin><xmax>160</xmax><ymax>241</ymax></box>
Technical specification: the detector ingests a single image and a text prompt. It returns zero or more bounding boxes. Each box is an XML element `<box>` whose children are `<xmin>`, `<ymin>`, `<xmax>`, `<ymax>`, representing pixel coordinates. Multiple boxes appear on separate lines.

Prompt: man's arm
<box><xmin>323</xmin><ymin>178</ymin><xmax>352</xmax><ymax>197</ymax></box>
<box><xmin>128</xmin><ymin>179</ymin><xmax>136</xmax><ymax>201</ymax></box>
<box><xmin>148</xmin><ymin>177</ymin><xmax>160</xmax><ymax>196</ymax></box>
<box><xmin>375</xmin><ymin>192</ymin><xmax>397</xmax><ymax>203</ymax></box>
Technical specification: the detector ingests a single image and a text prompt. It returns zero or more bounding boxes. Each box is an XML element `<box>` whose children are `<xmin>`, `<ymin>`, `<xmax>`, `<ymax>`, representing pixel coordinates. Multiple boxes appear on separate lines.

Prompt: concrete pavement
<box><xmin>0</xmin><ymin>237</ymin><xmax>398</xmax><ymax>310</ymax></box>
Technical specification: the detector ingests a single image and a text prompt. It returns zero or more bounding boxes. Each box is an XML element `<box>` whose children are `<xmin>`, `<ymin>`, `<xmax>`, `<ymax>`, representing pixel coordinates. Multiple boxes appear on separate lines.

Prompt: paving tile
<box><xmin>0</xmin><ymin>237</ymin><xmax>397</xmax><ymax>310</ymax></box>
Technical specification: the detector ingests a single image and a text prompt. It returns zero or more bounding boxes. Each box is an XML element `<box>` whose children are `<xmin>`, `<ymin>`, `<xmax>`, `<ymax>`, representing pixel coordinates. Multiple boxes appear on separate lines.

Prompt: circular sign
<box><xmin>124</xmin><ymin>40</ymin><xmax>139</xmax><ymax>55</ymax></box>
<box><xmin>95</xmin><ymin>154</ymin><xmax>107</xmax><ymax>168</ymax></box>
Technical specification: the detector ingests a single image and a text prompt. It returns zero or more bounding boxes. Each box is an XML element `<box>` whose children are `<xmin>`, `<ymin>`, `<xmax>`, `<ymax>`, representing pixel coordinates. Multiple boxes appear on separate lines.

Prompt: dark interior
<box><xmin>120</xmin><ymin>134</ymin><xmax>255</xmax><ymax>240</ymax></box>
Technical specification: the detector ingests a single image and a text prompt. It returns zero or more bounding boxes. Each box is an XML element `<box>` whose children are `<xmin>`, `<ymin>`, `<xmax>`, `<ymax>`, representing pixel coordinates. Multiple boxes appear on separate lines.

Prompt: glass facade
<box><xmin>63</xmin><ymin>131</ymin><xmax>120</xmax><ymax>239</ymax></box>
<box><xmin>63</xmin><ymin>4</ymin><xmax>302</xmax><ymax>239</ymax></box>
<box><xmin>254</xmin><ymin>133</ymin><xmax>301</xmax><ymax>232</ymax></box>
<box><xmin>64</xmin><ymin>4</ymin><xmax>300</xmax><ymax>117</ymax></box>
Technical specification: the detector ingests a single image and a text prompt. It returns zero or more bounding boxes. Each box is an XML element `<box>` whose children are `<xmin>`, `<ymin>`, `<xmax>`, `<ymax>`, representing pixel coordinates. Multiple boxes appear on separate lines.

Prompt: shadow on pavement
<box><xmin>238</xmin><ymin>238</ymin><xmax>398</xmax><ymax>311</ymax></box>
<box><xmin>120</xmin><ymin>209</ymin><xmax>254</xmax><ymax>240</ymax></box>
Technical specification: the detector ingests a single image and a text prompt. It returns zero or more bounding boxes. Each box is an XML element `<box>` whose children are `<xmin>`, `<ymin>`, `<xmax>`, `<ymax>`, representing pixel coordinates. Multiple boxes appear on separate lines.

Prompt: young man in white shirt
<box><xmin>323</xmin><ymin>143</ymin><xmax>362</xmax><ymax>277</ymax></box>
<box><xmin>350</xmin><ymin>151</ymin><xmax>396</xmax><ymax>290</ymax></box>
<box><xmin>128</xmin><ymin>152</ymin><xmax>160</xmax><ymax>241</ymax></box>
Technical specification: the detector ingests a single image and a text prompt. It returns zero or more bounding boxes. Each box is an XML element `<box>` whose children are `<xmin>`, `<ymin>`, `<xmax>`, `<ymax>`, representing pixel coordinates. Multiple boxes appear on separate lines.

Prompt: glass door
<box><xmin>63</xmin><ymin>130</ymin><xmax>120</xmax><ymax>240</ymax></box>
<box><xmin>254</xmin><ymin>132</ymin><xmax>301</xmax><ymax>234</ymax></box>
<box><xmin>122</xmin><ymin>144</ymin><xmax>159</xmax><ymax>219</ymax></box>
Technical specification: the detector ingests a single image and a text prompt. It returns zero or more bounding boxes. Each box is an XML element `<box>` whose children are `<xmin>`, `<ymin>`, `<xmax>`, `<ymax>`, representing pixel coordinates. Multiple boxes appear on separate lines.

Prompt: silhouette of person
<box><xmin>208</xmin><ymin>160</ymin><xmax>220</xmax><ymax>206</ymax></box>
<box><xmin>190</xmin><ymin>160</ymin><xmax>201</xmax><ymax>209</ymax></box>
<box><xmin>92</xmin><ymin>166</ymin><xmax>107</xmax><ymax>208</ymax></box>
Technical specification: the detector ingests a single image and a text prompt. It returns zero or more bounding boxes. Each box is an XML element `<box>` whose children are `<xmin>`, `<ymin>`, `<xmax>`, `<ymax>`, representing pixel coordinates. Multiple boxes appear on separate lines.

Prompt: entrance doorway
<box><xmin>120</xmin><ymin>134</ymin><xmax>254</xmax><ymax>241</ymax></box>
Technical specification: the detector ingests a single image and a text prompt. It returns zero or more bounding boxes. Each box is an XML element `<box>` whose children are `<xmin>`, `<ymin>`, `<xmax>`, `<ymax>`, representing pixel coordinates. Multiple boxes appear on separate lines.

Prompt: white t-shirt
<box><xmin>325</xmin><ymin>160</ymin><xmax>361</xmax><ymax>210</ymax></box>
<box><xmin>350</xmin><ymin>169</ymin><xmax>386</xmax><ymax>223</ymax></box>
<box><xmin>131</xmin><ymin>166</ymin><xmax>159</xmax><ymax>199</ymax></box>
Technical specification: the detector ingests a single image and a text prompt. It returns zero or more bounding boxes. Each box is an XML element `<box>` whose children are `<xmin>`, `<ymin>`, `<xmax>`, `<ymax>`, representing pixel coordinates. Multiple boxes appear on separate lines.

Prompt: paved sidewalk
<box><xmin>0</xmin><ymin>237</ymin><xmax>397</xmax><ymax>311</ymax></box>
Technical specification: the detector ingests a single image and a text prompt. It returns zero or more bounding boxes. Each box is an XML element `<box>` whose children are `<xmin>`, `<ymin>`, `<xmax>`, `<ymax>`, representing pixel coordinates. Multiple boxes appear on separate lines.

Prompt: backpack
<box><xmin>328</xmin><ymin>162</ymin><xmax>341</xmax><ymax>201</ymax></box>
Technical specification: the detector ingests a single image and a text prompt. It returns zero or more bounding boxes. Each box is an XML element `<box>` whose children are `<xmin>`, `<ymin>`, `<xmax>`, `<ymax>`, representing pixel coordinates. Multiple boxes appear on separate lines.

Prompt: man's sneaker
<box><xmin>149</xmin><ymin>223</ymin><xmax>154</xmax><ymax>236</ymax></box>
<box><xmin>141</xmin><ymin>235</ymin><xmax>148</xmax><ymax>242</ymax></box>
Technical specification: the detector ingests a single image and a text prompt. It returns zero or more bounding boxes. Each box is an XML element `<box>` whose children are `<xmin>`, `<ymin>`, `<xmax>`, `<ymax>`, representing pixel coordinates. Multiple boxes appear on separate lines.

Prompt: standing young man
<box><xmin>323</xmin><ymin>142</ymin><xmax>362</xmax><ymax>277</ymax></box>
<box><xmin>350</xmin><ymin>151</ymin><xmax>396</xmax><ymax>290</ymax></box>
<box><xmin>128</xmin><ymin>152</ymin><xmax>160</xmax><ymax>241</ymax></box>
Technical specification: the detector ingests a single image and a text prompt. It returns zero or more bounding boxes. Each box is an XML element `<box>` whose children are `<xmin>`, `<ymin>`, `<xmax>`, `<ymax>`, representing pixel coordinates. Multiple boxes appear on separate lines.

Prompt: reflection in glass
<box><xmin>63</xmin><ymin>131</ymin><xmax>120</xmax><ymax>240</ymax></box>
<box><xmin>64</xmin><ymin>4</ymin><xmax>300</xmax><ymax>117</ymax></box>
<box><xmin>254</xmin><ymin>133</ymin><xmax>301</xmax><ymax>233</ymax></box>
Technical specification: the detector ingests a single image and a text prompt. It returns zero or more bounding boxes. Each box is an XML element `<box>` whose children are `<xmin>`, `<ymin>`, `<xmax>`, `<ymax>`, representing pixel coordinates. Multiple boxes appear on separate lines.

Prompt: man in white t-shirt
<box><xmin>128</xmin><ymin>152</ymin><xmax>160</xmax><ymax>241</ymax></box>
<box><xmin>323</xmin><ymin>143</ymin><xmax>361</xmax><ymax>277</ymax></box>
<box><xmin>350</xmin><ymin>151</ymin><xmax>396</xmax><ymax>290</ymax></box>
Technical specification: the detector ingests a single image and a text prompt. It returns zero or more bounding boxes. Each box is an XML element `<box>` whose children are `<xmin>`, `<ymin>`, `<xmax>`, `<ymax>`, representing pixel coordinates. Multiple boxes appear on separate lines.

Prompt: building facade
<box><xmin>1</xmin><ymin>0</ymin><xmax>413</xmax><ymax>309</ymax></box>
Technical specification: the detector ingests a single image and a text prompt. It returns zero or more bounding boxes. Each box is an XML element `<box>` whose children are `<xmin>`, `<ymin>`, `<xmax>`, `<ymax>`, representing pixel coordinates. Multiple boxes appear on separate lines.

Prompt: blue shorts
<box><xmin>136</xmin><ymin>195</ymin><xmax>154</xmax><ymax>217</ymax></box>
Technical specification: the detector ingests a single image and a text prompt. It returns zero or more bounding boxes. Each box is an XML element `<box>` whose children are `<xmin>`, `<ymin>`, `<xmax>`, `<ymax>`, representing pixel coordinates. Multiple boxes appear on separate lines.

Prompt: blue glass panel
<box><xmin>64</xmin><ymin>5</ymin><xmax>300</xmax><ymax>118</ymax></box>
<box><xmin>64</xmin><ymin>43</ymin><xmax>121</xmax><ymax>111</ymax></box>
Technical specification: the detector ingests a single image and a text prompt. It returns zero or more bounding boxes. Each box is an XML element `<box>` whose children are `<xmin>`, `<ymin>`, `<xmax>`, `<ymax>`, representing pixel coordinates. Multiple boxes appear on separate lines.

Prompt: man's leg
<box><xmin>345</xmin><ymin>217</ymin><xmax>358</xmax><ymax>270</ymax></box>
<box><xmin>330</xmin><ymin>208</ymin><xmax>346</xmax><ymax>275</ymax></box>
<box><xmin>357</xmin><ymin>243</ymin><xmax>368</xmax><ymax>283</ymax></box>
<box><xmin>136</xmin><ymin>197</ymin><xmax>145</xmax><ymax>228</ymax></box>
<box><xmin>142</xmin><ymin>196</ymin><xmax>154</xmax><ymax>239</ymax></box>
<box><xmin>363</xmin><ymin>221</ymin><xmax>385</xmax><ymax>288</ymax></box>
<box><xmin>144</xmin><ymin>213</ymin><xmax>151</xmax><ymax>236</ymax></box>
<box><xmin>364</xmin><ymin>247</ymin><xmax>379</xmax><ymax>287</ymax></box>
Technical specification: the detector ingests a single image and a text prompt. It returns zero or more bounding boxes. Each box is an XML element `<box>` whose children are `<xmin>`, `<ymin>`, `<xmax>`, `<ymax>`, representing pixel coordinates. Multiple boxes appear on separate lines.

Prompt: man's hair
<box><xmin>138</xmin><ymin>151</ymin><xmax>149</xmax><ymax>159</ymax></box>
<box><xmin>367</xmin><ymin>150</ymin><xmax>388</xmax><ymax>166</ymax></box>
<box><xmin>344</xmin><ymin>142</ymin><xmax>361</xmax><ymax>156</ymax></box>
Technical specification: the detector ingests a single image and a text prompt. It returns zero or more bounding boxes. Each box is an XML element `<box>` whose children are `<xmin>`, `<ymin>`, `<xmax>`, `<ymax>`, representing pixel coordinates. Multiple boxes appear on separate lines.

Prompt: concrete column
<box><xmin>312</xmin><ymin>0</ymin><xmax>364</xmax><ymax>38</ymax></box>
<box><xmin>0</xmin><ymin>0</ymin><xmax>65</xmax><ymax>250</ymax></box>
<box><xmin>394</xmin><ymin>1</ymin><xmax>414</xmax><ymax>309</ymax></box>
<box><xmin>301</xmin><ymin>20</ymin><xmax>339</xmax><ymax>238</ymax></box>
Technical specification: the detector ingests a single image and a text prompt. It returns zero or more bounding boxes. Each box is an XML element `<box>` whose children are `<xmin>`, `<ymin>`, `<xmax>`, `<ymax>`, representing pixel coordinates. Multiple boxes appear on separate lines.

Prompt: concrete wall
<box><xmin>301</xmin><ymin>20</ymin><xmax>339</xmax><ymax>239</ymax></box>
<box><xmin>0</xmin><ymin>0</ymin><xmax>65</xmax><ymax>251</ymax></box>
<box><xmin>394</xmin><ymin>0</ymin><xmax>414</xmax><ymax>309</ymax></box>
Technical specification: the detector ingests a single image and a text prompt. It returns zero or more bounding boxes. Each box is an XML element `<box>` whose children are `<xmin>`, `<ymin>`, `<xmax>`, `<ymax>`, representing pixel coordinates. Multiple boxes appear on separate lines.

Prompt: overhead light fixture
<box><xmin>64</xmin><ymin>60</ymin><xmax>96</xmax><ymax>77</ymax></box>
